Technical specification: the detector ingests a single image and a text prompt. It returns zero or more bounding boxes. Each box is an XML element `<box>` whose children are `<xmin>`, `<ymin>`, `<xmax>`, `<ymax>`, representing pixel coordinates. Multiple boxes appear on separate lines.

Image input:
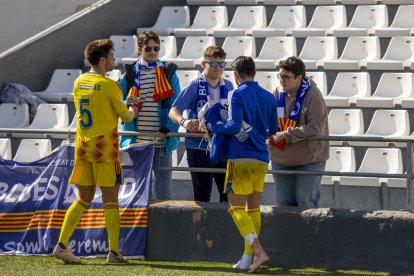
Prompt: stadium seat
<box><xmin>375</xmin><ymin>5</ymin><xmax>414</xmax><ymax>37</ymax></box>
<box><xmin>324</xmin><ymin>72</ymin><xmax>371</xmax><ymax>107</ymax></box>
<box><xmin>174</xmin><ymin>6</ymin><xmax>228</xmax><ymax>37</ymax></box>
<box><xmin>186</xmin><ymin>0</ymin><xmax>221</xmax><ymax>4</ymax></box>
<box><xmin>307</xmin><ymin>72</ymin><xmax>327</xmax><ymax>96</ymax></box>
<box><xmin>222</xmin><ymin>36</ymin><xmax>256</xmax><ymax>68</ymax></box>
<box><xmin>255</xmin><ymin>71</ymin><xmax>279</xmax><ymax>93</ymax></box>
<box><xmin>262</xmin><ymin>0</ymin><xmax>297</xmax><ymax>4</ymax></box>
<box><xmin>0</xmin><ymin>138</ymin><xmax>12</xmax><ymax>160</ymax></box>
<box><xmin>340</xmin><ymin>148</ymin><xmax>402</xmax><ymax>187</ymax></box>
<box><xmin>332</xmin><ymin>5</ymin><xmax>388</xmax><ymax>37</ymax></box>
<box><xmin>365</xmin><ymin>110</ymin><xmax>410</xmax><ymax>138</ymax></box>
<box><xmin>105</xmin><ymin>69</ymin><xmax>122</xmax><ymax>82</ymax></box>
<box><xmin>13</xmin><ymin>139</ymin><xmax>52</xmax><ymax>163</ymax></box>
<box><xmin>322</xmin><ymin>146</ymin><xmax>356</xmax><ymax>185</ymax></box>
<box><xmin>176</xmin><ymin>70</ymin><xmax>200</xmax><ymax>89</ymax></box>
<box><xmin>356</xmin><ymin>73</ymin><xmax>414</xmax><ymax>108</ymax></box>
<box><xmin>32</xmin><ymin>69</ymin><xmax>82</xmax><ymax>102</ymax></box>
<box><xmin>254</xmin><ymin>37</ymin><xmax>296</xmax><ymax>69</ymax></box>
<box><xmin>164</xmin><ymin>36</ymin><xmax>215</xmax><ymax>68</ymax></box>
<box><xmin>136</xmin><ymin>6</ymin><xmax>190</xmax><ymax>35</ymax></box>
<box><xmin>213</xmin><ymin>6</ymin><xmax>266</xmax><ymax>37</ymax></box>
<box><xmin>323</xmin><ymin>36</ymin><xmax>380</xmax><ymax>70</ymax></box>
<box><xmin>291</xmin><ymin>5</ymin><xmax>346</xmax><ymax>37</ymax></box>
<box><xmin>298</xmin><ymin>36</ymin><xmax>338</xmax><ymax>69</ymax></box>
<box><xmin>301</xmin><ymin>0</ymin><xmax>336</xmax><ymax>4</ymax></box>
<box><xmin>341</xmin><ymin>0</ymin><xmax>377</xmax><ymax>4</ymax></box>
<box><xmin>122</xmin><ymin>36</ymin><xmax>177</xmax><ymax>65</ymax></box>
<box><xmin>328</xmin><ymin>109</ymin><xmax>364</xmax><ymax>136</ymax></box>
<box><xmin>366</xmin><ymin>37</ymin><xmax>414</xmax><ymax>70</ymax></box>
<box><xmin>382</xmin><ymin>0</ymin><xmax>413</xmax><ymax>3</ymax></box>
<box><xmin>0</xmin><ymin>103</ymin><xmax>30</xmax><ymax>130</ymax></box>
<box><xmin>223</xmin><ymin>71</ymin><xmax>237</xmax><ymax>88</ymax></box>
<box><xmin>15</xmin><ymin>104</ymin><xmax>69</xmax><ymax>138</ymax></box>
<box><xmin>251</xmin><ymin>5</ymin><xmax>306</xmax><ymax>37</ymax></box>
<box><xmin>172</xmin><ymin>151</ymin><xmax>191</xmax><ymax>180</ymax></box>
<box><xmin>223</xmin><ymin>0</ymin><xmax>259</xmax><ymax>4</ymax></box>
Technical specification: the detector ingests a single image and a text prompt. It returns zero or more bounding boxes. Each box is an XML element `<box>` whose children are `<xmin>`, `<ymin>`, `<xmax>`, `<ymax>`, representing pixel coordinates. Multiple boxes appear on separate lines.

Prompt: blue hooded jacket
<box><xmin>118</xmin><ymin>61</ymin><xmax>180</xmax><ymax>154</ymax></box>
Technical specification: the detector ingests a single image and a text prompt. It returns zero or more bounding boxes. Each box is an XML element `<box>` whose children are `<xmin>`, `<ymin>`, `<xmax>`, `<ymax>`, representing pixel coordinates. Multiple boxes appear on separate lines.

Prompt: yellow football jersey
<box><xmin>73</xmin><ymin>72</ymin><xmax>128</xmax><ymax>163</ymax></box>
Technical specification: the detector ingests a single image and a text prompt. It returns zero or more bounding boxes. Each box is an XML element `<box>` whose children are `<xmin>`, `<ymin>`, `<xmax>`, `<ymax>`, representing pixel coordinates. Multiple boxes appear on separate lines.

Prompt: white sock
<box><xmin>232</xmin><ymin>254</ymin><xmax>253</xmax><ymax>270</ymax></box>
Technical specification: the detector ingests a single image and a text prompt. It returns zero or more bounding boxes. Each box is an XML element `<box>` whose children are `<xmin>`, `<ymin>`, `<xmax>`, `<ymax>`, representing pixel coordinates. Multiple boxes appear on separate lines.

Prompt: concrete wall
<box><xmin>147</xmin><ymin>201</ymin><xmax>414</xmax><ymax>274</ymax></box>
<box><xmin>0</xmin><ymin>0</ymin><xmax>99</xmax><ymax>53</ymax></box>
<box><xmin>0</xmin><ymin>0</ymin><xmax>186</xmax><ymax>92</ymax></box>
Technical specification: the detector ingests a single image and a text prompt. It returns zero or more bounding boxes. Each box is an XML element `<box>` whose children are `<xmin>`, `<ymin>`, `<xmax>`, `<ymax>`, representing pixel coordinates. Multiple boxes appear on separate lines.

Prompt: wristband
<box><xmin>179</xmin><ymin>118</ymin><xmax>187</xmax><ymax>127</ymax></box>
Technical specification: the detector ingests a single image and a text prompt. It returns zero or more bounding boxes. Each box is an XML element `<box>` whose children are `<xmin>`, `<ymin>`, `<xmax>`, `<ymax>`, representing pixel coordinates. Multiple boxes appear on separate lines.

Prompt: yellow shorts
<box><xmin>224</xmin><ymin>159</ymin><xmax>268</xmax><ymax>195</ymax></box>
<box><xmin>69</xmin><ymin>159</ymin><xmax>123</xmax><ymax>187</ymax></box>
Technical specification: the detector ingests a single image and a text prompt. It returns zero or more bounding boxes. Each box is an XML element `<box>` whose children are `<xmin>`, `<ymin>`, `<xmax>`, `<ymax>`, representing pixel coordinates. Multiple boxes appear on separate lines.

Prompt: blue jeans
<box><xmin>149</xmin><ymin>147</ymin><xmax>172</xmax><ymax>200</ymax></box>
<box><xmin>272</xmin><ymin>161</ymin><xmax>326</xmax><ymax>208</ymax></box>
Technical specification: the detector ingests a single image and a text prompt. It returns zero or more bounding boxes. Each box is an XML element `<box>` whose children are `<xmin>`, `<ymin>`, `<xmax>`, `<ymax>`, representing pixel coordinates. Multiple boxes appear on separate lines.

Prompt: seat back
<box><xmin>29</xmin><ymin>104</ymin><xmax>69</xmax><ymax>129</ymax></box>
<box><xmin>358</xmin><ymin>148</ymin><xmax>402</xmax><ymax>174</ymax></box>
<box><xmin>176</xmin><ymin>70</ymin><xmax>200</xmax><ymax>88</ymax></box>
<box><xmin>307</xmin><ymin>72</ymin><xmax>327</xmax><ymax>96</ymax></box>
<box><xmin>307</xmin><ymin>5</ymin><xmax>347</xmax><ymax>29</ymax></box>
<box><xmin>13</xmin><ymin>139</ymin><xmax>52</xmax><ymax>163</ymax></box>
<box><xmin>255</xmin><ymin>72</ymin><xmax>279</xmax><ymax>93</ymax></box>
<box><xmin>0</xmin><ymin>138</ymin><xmax>12</xmax><ymax>160</ymax></box>
<box><xmin>326</xmin><ymin>146</ymin><xmax>356</xmax><ymax>172</ymax></box>
<box><xmin>390</xmin><ymin>5</ymin><xmax>414</xmax><ymax>28</ymax></box>
<box><xmin>159</xmin><ymin>36</ymin><xmax>177</xmax><ymax>59</ymax></box>
<box><xmin>382</xmin><ymin>36</ymin><xmax>414</xmax><ymax>61</ymax></box>
<box><xmin>269</xmin><ymin>6</ymin><xmax>306</xmax><ymax>29</ymax></box>
<box><xmin>365</xmin><ymin>110</ymin><xmax>410</xmax><ymax>137</ymax></box>
<box><xmin>0</xmin><ymin>103</ymin><xmax>29</xmax><ymax>128</ymax></box>
<box><xmin>299</xmin><ymin>36</ymin><xmax>338</xmax><ymax>60</ymax></box>
<box><xmin>177</xmin><ymin>36</ymin><xmax>215</xmax><ymax>59</ymax></box>
<box><xmin>348</xmin><ymin>5</ymin><xmax>388</xmax><ymax>29</ymax></box>
<box><xmin>222</xmin><ymin>36</ymin><xmax>256</xmax><ymax>59</ymax></box>
<box><xmin>43</xmin><ymin>69</ymin><xmax>82</xmax><ymax>93</ymax></box>
<box><xmin>105</xmin><ymin>69</ymin><xmax>122</xmax><ymax>82</ymax></box>
<box><xmin>329</xmin><ymin>72</ymin><xmax>371</xmax><ymax>98</ymax></box>
<box><xmin>328</xmin><ymin>109</ymin><xmax>364</xmax><ymax>136</ymax></box>
<box><xmin>153</xmin><ymin>6</ymin><xmax>190</xmax><ymax>29</ymax></box>
<box><xmin>340</xmin><ymin>36</ymin><xmax>380</xmax><ymax>61</ymax></box>
<box><xmin>191</xmin><ymin>6</ymin><xmax>228</xmax><ymax>29</ymax></box>
<box><xmin>258</xmin><ymin>37</ymin><xmax>296</xmax><ymax>60</ymax></box>
<box><xmin>223</xmin><ymin>71</ymin><xmax>237</xmax><ymax>88</ymax></box>
<box><xmin>110</xmin><ymin>35</ymin><xmax>138</xmax><ymax>60</ymax></box>
<box><xmin>302</xmin><ymin>0</ymin><xmax>336</xmax><ymax>4</ymax></box>
<box><xmin>228</xmin><ymin>6</ymin><xmax>266</xmax><ymax>29</ymax></box>
<box><xmin>373</xmin><ymin>73</ymin><xmax>414</xmax><ymax>98</ymax></box>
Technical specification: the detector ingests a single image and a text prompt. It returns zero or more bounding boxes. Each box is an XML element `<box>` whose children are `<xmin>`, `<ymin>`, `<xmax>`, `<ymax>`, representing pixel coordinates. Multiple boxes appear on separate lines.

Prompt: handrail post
<box><xmin>407</xmin><ymin>140</ymin><xmax>414</xmax><ymax>211</ymax></box>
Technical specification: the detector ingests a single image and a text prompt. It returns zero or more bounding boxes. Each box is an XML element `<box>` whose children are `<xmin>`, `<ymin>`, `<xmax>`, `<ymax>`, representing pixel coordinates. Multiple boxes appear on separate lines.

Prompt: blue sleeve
<box><xmin>269</xmin><ymin>96</ymin><xmax>278</xmax><ymax>135</ymax></box>
<box><xmin>172</xmin><ymin>81</ymin><xmax>197</xmax><ymax>112</ymax></box>
<box><xmin>211</xmin><ymin>91</ymin><xmax>242</xmax><ymax>135</ymax></box>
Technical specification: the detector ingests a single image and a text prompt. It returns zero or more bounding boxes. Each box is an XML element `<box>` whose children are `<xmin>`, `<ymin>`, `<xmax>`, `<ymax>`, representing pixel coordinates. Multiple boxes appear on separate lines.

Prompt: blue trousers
<box><xmin>149</xmin><ymin>147</ymin><xmax>172</xmax><ymax>200</ymax></box>
<box><xmin>272</xmin><ymin>161</ymin><xmax>326</xmax><ymax>208</ymax></box>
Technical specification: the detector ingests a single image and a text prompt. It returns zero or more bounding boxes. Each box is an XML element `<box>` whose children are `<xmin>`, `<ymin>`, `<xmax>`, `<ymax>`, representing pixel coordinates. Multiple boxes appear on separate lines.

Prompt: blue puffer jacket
<box><xmin>118</xmin><ymin>61</ymin><xmax>180</xmax><ymax>154</ymax></box>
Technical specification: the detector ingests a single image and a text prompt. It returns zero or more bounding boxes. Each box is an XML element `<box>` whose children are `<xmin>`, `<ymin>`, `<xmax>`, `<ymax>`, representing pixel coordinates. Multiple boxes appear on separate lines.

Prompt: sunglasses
<box><xmin>206</xmin><ymin>61</ymin><xmax>226</xmax><ymax>68</ymax></box>
<box><xmin>277</xmin><ymin>73</ymin><xmax>296</xmax><ymax>81</ymax></box>
<box><xmin>143</xmin><ymin>46</ymin><xmax>160</xmax><ymax>52</ymax></box>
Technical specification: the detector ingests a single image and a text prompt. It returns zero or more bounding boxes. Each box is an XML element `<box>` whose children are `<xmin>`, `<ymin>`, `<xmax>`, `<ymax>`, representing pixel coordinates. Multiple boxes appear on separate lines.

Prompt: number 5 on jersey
<box><xmin>80</xmin><ymin>99</ymin><xmax>92</xmax><ymax>129</ymax></box>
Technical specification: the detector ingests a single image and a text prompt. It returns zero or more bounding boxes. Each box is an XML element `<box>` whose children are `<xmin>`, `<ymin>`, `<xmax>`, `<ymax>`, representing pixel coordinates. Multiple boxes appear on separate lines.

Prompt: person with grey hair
<box><xmin>208</xmin><ymin>56</ymin><xmax>278</xmax><ymax>273</ymax></box>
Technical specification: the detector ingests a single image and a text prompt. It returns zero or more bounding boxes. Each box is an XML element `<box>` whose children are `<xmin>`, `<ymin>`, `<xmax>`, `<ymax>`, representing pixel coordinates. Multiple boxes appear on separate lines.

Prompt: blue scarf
<box><xmin>194</xmin><ymin>73</ymin><xmax>228</xmax><ymax>119</ymax></box>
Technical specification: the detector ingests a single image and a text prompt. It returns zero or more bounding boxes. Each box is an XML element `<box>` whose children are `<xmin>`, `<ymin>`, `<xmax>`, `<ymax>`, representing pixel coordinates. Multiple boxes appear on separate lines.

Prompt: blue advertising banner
<box><xmin>0</xmin><ymin>143</ymin><xmax>154</xmax><ymax>258</ymax></box>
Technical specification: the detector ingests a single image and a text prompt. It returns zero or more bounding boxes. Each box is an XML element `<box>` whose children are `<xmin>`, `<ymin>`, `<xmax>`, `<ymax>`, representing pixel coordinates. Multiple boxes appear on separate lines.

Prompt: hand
<box><xmin>127</xmin><ymin>95</ymin><xmax>141</xmax><ymax>108</ymax></box>
<box><xmin>130</xmin><ymin>105</ymin><xmax>139</xmax><ymax>117</ymax></box>
<box><xmin>157</xmin><ymin>131</ymin><xmax>166</xmax><ymax>139</ymax></box>
<box><xmin>183</xmin><ymin>119</ymin><xmax>200</xmax><ymax>133</ymax></box>
<box><xmin>272</xmin><ymin>132</ymin><xmax>285</xmax><ymax>143</ymax></box>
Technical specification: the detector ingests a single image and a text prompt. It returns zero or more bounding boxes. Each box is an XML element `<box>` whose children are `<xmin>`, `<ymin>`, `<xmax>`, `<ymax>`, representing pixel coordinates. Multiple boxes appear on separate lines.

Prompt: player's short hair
<box><xmin>203</xmin><ymin>45</ymin><xmax>226</xmax><ymax>60</ymax></box>
<box><xmin>279</xmin><ymin>56</ymin><xmax>306</xmax><ymax>79</ymax></box>
<box><xmin>137</xmin><ymin>31</ymin><xmax>160</xmax><ymax>48</ymax></box>
<box><xmin>231</xmin><ymin>56</ymin><xmax>255</xmax><ymax>79</ymax></box>
<box><xmin>84</xmin><ymin>39</ymin><xmax>114</xmax><ymax>66</ymax></box>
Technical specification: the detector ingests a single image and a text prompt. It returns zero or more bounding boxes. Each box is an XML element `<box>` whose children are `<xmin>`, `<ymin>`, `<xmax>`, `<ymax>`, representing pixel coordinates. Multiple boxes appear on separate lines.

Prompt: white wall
<box><xmin>0</xmin><ymin>0</ymin><xmax>98</xmax><ymax>53</ymax></box>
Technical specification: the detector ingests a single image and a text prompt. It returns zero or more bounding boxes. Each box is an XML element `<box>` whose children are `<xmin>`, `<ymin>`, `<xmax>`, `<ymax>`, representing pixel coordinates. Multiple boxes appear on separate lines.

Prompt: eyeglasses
<box><xmin>144</xmin><ymin>46</ymin><xmax>160</xmax><ymax>52</ymax></box>
<box><xmin>277</xmin><ymin>73</ymin><xmax>296</xmax><ymax>81</ymax></box>
<box><xmin>206</xmin><ymin>60</ymin><xmax>226</xmax><ymax>68</ymax></box>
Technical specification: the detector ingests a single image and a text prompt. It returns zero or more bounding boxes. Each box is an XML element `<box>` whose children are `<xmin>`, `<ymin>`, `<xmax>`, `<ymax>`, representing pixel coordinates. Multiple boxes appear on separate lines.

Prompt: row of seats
<box><xmin>0</xmin><ymin>138</ymin><xmax>52</xmax><ymax>162</ymax></box>
<box><xmin>137</xmin><ymin>5</ymin><xmax>413</xmax><ymax>37</ymax></box>
<box><xmin>322</xmin><ymin>146</ymin><xmax>405</xmax><ymax>188</ymax></box>
<box><xmin>116</xmin><ymin>35</ymin><xmax>414</xmax><ymax>70</ymax></box>
<box><xmin>186</xmin><ymin>0</ymin><xmax>409</xmax><ymax>5</ymax></box>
